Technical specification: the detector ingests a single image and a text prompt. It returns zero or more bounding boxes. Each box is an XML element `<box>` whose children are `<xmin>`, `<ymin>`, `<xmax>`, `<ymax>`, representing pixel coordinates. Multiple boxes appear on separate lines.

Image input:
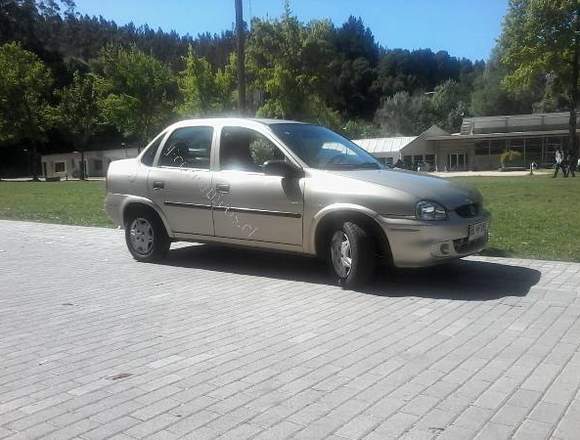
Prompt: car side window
<box><xmin>141</xmin><ymin>131</ymin><xmax>165</xmax><ymax>166</ymax></box>
<box><xmin>220</xmin><ymin>126</ymin><xmax>285</xmax><ymax>172</ymax></box>
<box><xmin>158</xmin><ymin>126</ymin><xmax>213</xmax><ymax>169</ymax></box>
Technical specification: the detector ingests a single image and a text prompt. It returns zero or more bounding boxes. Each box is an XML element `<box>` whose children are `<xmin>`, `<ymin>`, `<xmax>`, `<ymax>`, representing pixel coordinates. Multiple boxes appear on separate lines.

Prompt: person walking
<box><xmin>553</xmin><ymin>148</ymin><xmax>564</xmax><ymax>177</ymax></box>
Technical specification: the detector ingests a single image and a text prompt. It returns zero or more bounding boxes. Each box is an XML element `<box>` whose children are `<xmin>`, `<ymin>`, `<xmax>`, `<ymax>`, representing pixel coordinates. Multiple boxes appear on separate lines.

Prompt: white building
<box><xmin>354</xmin><ymin>125</ymin><xmax>449</xmax><ymax>170</ymax></box>
<box><xmin>355</xmin><ymin>112</ymin><xmax>580</xmax><ymax>171</ymax></box>
<box><xmin>41</xmin><ymin>147</ymin><xmax>139</xmax><ymax>179</ymax></box>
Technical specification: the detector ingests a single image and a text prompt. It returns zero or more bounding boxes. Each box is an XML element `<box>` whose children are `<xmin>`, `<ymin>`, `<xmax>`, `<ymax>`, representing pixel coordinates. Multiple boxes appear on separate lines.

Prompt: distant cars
<box><xmin>105</xmin><ymin>118</ymin><xmax>490</xmax><ymax>288</ymax></box>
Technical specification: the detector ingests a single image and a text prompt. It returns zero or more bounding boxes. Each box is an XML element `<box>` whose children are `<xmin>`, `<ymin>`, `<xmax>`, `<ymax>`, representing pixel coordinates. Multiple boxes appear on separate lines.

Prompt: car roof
<box><xmin>168</xmin><ymin>117</ymin><xmax>307</xmax><ymax>130</ymax></box>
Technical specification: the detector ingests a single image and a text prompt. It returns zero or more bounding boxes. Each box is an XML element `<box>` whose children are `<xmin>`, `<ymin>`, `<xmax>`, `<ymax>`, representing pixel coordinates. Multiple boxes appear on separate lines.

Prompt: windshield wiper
<box><xmin>327</xmin><ymin>162</ymin><xmax>380</xmax><ymax>170</ymax></box>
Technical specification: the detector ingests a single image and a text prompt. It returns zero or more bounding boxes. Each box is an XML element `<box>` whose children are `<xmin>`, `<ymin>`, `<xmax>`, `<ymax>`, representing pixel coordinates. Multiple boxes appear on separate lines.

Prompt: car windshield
<box><xmin>270</xmin><ymin>123</ymin><xmax>384</xmax><ymax>170</ymax></box>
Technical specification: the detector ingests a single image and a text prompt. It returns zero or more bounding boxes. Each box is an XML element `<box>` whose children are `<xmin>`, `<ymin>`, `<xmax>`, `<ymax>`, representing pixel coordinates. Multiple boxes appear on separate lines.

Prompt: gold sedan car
<box><xmin>105</xmin><ymin>118</ymin><xmax>490</xmax><ymax>288</ymax></box>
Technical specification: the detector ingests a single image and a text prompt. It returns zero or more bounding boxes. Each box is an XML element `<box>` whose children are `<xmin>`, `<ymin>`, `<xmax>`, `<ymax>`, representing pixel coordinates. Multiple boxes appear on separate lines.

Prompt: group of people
<box><xmin>553</xmin><ymin>148</ymin><xmax>578</xmax><ymax>177</ymax></box>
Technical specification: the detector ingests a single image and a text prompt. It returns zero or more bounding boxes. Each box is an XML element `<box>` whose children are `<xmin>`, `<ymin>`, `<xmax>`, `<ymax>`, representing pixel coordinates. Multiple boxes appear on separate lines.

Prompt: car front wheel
<box><xmin>125</xmin><ymin>209</ymin><xmax>170</xmax><ymax>262</ymax></box>
<box><xmin>329</xmin><ymin>221</ymin><xmax>375</xmax><ymax>289</ymax></box>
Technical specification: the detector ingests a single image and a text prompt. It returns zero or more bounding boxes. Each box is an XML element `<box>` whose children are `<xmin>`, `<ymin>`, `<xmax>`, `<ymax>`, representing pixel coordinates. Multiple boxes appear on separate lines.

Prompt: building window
<box><xmin>448</xmin><ymin>153</ymin><xmax>467</xmax><ymax>170</ymax></box>
<box><xmin>525</xmin><ymin>138</ymin><xmax>542</xmax><ymax>164</ymax></box>
<box><xmin>489</xmin><ymin>139</ymin><xmax>506</xmax><ymax>155</ymax></box>
<box><xmin>475</xmin><ymin>141</ymin><xmax>489</xmax><ymax>156</ymax></box>
<box><xmin>54</xmin><ymin>161</ymin><xmax>65</xmax><ymax>173</ymax></box>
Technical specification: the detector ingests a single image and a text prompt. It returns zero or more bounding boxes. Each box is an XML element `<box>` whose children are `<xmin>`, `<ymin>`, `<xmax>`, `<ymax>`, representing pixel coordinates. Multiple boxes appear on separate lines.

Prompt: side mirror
<box><xmin>263</xmin><ymin>160</ymin><xmax>302</xmax><ymax>178</ymax></box>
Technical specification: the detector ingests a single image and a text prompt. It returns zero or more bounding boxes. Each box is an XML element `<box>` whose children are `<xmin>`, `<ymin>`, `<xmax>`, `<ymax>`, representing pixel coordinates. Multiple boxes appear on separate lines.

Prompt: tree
<box><xmin>341</xmin><ymin>119</ymin><xmax>383</xmax><ymax>139</ymax></box>
<box><xmin>53</xmin><ymin>71</ymin><xmax>100</xmax><ymax>179</ymax></box>
<box><xmin>375</xmin><ymin>91</ymin><xmax>433</xmax><ymax>136</ymax></box>
<box><xmin>331</xmin><ymin>16</ymin><xmax>379</xmax><ymax>119</ymax></box>
<box><xmin>247</xmin><ymin>7</ymin><xmax>338</xmax><ymax>123</ymax></box>
<box><xmin>176</xmin><ymin>46</ymin><xmax>235</xmax><ymax>116</ymax></box>
<box><xmin>0</xmin><ymin>42</ymin><xmax>53</xmax><ymax>180</ymax></box>
<box><xmin>93</xmin><ymin>45</ymin><xmax>177</xmax><ymax>147</ymax></box>
<box><xmin>430</xmin><ymin>80</ymin><xmax>469</xmax><ymax>132</ymax></box>
<box><xmin>500</xmin><ymin>0</ymin><xmax>580</xmax><ymax>155</ymax></box>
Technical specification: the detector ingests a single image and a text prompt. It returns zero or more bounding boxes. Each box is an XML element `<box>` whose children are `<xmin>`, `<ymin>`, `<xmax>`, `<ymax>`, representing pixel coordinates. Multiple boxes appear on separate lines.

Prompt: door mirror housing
<box><xmin>263</xmin><ymin>160</ymin><xmax>302</xmax><ymax>178</ymax></box>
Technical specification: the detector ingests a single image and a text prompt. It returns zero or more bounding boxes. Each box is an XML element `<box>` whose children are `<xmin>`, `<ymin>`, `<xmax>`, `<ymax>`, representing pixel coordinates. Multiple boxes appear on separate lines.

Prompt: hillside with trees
<box><xmin>0</xmin><ymin>0</ymin><xmax>575</xmax><ymax>176</ymax></box>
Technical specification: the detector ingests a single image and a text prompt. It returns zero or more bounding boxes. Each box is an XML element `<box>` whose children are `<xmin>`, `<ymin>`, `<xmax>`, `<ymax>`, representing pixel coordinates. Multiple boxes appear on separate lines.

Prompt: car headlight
<box><xmin>416</xmin><ymin>200</ymin><xmax>447</xmax><ymax>221</ymax></box>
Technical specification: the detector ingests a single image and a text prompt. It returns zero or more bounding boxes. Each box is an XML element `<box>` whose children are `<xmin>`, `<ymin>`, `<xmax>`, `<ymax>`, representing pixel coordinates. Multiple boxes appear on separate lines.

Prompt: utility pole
<box><xmin>570</xmin><ymin>4</ymin><xmax>580</xmax><ymax>158</ymax></box>
<box><xmin>235</xmin><ymin>0</ymin><xmax>246</xmax><ymax>115</ymax></box>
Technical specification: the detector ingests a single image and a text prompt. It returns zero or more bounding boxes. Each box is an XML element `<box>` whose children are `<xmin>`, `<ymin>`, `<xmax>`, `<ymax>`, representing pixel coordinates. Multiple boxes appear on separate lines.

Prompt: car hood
<box><xmin>329</xmin><ymin>169</ymin><xmax>482</xmax><ymax>209</ymax></box>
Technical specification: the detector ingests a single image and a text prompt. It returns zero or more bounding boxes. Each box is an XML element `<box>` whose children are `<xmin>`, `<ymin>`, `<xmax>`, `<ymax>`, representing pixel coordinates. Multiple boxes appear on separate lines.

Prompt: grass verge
<box><xmin>0</xmin><ymin>180</ymin><xmax>112</xmax><ymax>227</ymax></box>
<box><xmin>454</xmin><ymin>175</ymin><xmax>580</xmax><ymax>262</ymax></box>
<box><xmin>0</xmin><ymin>175</ymin><xmax>578</xmax><ymax>262</ymax></box>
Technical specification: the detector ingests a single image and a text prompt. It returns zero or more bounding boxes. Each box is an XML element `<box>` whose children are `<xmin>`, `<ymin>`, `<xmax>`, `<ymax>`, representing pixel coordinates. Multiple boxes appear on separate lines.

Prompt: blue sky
<box><xmin>73</xmin><ymin>0</ymin><xmax>508</xmax><ymax>61</ymax></box>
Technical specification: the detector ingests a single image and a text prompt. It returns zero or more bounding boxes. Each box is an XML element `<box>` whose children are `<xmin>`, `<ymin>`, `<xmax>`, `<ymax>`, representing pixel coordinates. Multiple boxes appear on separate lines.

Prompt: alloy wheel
<box><xmin>129</xmin><ymin>217</ymin><xmax>154</xmax><ymax>256</ymax></box>
<box><xmin>331</xmin><ymin>230</ymin><xmax>352</xmax><ymax>278</ymax></box>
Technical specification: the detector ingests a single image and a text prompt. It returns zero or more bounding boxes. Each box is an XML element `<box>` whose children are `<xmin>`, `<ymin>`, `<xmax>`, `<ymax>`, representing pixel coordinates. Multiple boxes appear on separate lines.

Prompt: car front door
<box><xmin>212</xmin><ymin>125</ymin><xmax>304</xmax><ymax>246</ymax></box>
<box><xmin>148</xmin><ymin>125</ymin><xmax>214</xmax><ymax>236</ymax></box>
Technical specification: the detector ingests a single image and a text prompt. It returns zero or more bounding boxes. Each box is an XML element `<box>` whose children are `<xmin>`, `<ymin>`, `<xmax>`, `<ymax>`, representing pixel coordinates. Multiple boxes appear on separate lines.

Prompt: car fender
<box><xmin>306</xmin><ymin>203</ymin><xmax>383</xmax><ymax>255</ymax></box>
<box><xmin>118</xmin><ymin>194</ymin><xmax>174</xmax><ymax>237</ymax></box>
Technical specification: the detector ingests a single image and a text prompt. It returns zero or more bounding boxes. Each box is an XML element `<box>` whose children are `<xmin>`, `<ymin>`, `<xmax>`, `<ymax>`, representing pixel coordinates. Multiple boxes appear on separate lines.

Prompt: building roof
<box><xmin>460</xmin><ymin>112</ymin><xmax>580</xmax><ymax>135</ymax></box>
<box><xmin>353</xmin><ymin>136</ymin><xmax>417</xmax><ymax>154</ymax></box>
<box><xmin>353</xmin><ymin>125</ymin><xmax>449</xmax><ymax>155</ymax></box>
<box><xmin>425</xmin><ymin>128</ymin><xmax>580</xmax><ymax>141</ymax></box>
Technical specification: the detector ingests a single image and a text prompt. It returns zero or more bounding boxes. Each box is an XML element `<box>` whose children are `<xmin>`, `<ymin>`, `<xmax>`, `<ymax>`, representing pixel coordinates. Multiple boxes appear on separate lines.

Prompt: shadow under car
<box><xmin>158</xmin><ymin>244</ymin><xmax>541</xmax><ymax>301</ymax></box>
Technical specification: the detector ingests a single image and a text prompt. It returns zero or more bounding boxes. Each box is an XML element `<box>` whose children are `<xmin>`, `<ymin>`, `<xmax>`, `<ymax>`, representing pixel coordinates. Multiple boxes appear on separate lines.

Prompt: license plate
<box><xmin>468</xmin><ymin>221</ymin><xmax>488</xmax><ymax>241</ymax></box>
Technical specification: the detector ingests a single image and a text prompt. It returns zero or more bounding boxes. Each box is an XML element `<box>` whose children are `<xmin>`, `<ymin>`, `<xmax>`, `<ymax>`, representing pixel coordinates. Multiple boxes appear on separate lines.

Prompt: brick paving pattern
<box><xmin>1</xmin><ymin>220</ymin><xmax>579</xmax><ymax>440</ymax></box>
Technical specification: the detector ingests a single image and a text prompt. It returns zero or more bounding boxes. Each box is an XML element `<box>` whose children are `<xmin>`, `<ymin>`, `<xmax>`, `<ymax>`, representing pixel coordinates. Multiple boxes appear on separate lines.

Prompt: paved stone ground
<box><xmin>1</xmin><ymin>220</ymin><xmax>580</xmax><ymax>440</ymax></box>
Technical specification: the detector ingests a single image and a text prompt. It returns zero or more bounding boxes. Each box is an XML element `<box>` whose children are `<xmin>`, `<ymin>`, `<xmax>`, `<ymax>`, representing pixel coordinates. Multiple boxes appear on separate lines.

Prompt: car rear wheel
<box><xmin>329</xmin><ymin>221</ymin><xmax>375</xmax><ymax>288</ymax></box>
<box><xmin>125</xmin><ymin>208</ymin><xmax>170</xmax><ymax>262</ymax></box>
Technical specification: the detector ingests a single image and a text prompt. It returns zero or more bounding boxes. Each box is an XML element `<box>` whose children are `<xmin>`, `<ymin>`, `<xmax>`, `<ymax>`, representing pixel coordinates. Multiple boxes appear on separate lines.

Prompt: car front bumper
<box><xmin>378</xmin><ymin>211</ymin><xmax>491</xmax><ymax>268</ymax></box>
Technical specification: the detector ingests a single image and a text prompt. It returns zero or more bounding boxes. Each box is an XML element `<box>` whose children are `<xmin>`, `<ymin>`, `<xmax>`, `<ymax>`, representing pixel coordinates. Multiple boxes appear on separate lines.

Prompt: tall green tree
<box><xmin>93</xmin><ymin>45</ymin><xmax>177</xmax><ymax>147</ymax></box>
<box><xmin>53</xmin><ymin>70</ymin><xmax>100</xmax><ymax>179</ymax></box>
<box><xmin>500</xmin><ymin>0</ymin><xmax>580</xmax><ymax>155</ymax></box>
<box><xmin>246</xmin><ymin>5</ymin><xmax>338</xmax><ymax>125</ymax></box>
<box><xmin>470</xmin><ymin>50</ymin><xmax>544</xmax><ymax>116</ymax></box>
<box><xmin>331</xmin><ymin>16</ymin><xmax>379</xmax><ymax>119</ymax></box>
<box><xmin>375</xmin><ymin>91</ymin><xmax>433</xmax><ymax>136</ymax></box>
<box><xmin>0</xmin><ymin>42</ymin><xmax>53</xmax><ymax>180</ymax></box>
<box><xmin>177</xmin><ymin>46</ymin><xmax>235</xmax><ymax>116</ymax></box>
<box><xmin>430</xmin><ymin>80</ymin><xmax>469</xmax><ymax>132</ymax></box>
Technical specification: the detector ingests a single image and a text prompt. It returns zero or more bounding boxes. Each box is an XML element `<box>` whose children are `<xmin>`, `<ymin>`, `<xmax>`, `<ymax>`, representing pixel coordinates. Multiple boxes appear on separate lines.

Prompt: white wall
<box><xmin>42</xmin><ymin>148</ymin><xmax>140</xmax><ymax>178</ymax></box>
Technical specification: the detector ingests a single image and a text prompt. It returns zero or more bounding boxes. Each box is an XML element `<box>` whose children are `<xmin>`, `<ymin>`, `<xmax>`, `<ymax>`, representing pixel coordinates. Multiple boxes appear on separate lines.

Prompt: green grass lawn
<box><xmin>0</xmin><ymin>180</ymin><xmax>112</xmax><ymax>227</ymax></box>
<box><xmin>0</xmin><ymin>175</ymin><xmax>579</xmax><ymax>262</ymax></box>
<box><xmin>453</xmin><ymin>175</ymin><xmax>580</xmax><ymax>262</ymax></box>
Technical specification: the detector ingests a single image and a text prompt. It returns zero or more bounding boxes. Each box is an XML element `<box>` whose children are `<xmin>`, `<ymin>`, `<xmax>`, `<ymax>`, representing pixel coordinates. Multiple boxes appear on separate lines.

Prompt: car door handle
<box><xmin>152</xmin><ymin>181</ymin><xmax>165</xmax><ymax>190</ymax></box>
<box><xmin>215</xmin><ymin>183</ymin><xmax>230</xmax><ymax>193</ymax></box>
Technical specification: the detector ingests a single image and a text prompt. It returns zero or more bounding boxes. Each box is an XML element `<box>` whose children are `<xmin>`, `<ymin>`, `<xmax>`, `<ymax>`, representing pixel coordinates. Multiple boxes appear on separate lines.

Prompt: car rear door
<box><xmin>148</xmin><ymin>124</ymin><xmax>215</xmax><ymax>236</ymax></box>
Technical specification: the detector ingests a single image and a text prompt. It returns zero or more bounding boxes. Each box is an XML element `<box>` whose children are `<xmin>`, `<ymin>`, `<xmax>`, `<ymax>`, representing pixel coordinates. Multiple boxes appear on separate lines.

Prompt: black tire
<box><xmin>329</xmin><ymin>221</ymin><xmax>375</xmax><ymax>289</ymax></box>
<box><xmin>124</xmin><ymin>208</ymin><xmax>170</xmax><ymax>262</ymax></box>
